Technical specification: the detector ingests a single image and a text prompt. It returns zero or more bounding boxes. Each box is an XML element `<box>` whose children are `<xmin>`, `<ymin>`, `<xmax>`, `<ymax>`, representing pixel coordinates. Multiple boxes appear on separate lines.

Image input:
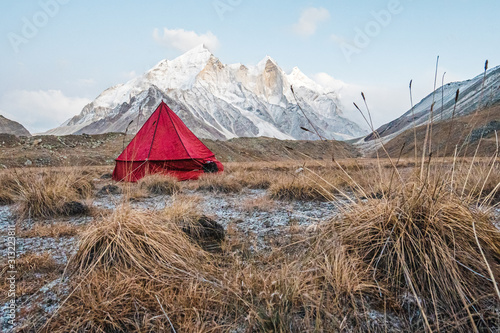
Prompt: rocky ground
<box><xmin>0</xmin><ymin>133</ymin><xmax>359</xmax><ymax>168</ymax></box>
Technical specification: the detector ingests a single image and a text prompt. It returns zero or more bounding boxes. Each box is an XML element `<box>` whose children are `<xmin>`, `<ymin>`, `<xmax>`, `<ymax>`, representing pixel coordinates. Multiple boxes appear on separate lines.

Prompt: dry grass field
<box><xmin>0</xmin><ymin>151</ymin><xmax>499</xmax><ymax>332</ymax></box>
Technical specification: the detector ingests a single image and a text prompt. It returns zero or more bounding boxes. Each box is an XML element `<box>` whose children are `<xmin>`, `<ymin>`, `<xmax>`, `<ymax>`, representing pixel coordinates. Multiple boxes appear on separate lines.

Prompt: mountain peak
<box><xmin>175</xmin><ymin>44</ymin><xmax>213</xmax><ymax>60</ymax></box>
<box><xmin>287</xmin><ymin>67</ymin><xmax>323</xmax><ymax>92</ymax></box>
<box><xmin>46</xmin><ymin>48</ymin><xmax>368</xmax><ymax>140</ymax></box>
<box><xmin>290</xmin><ymin>66</ymin><xmax>302</xmax><ymax>75</ymax></box>
<box><xmin>256</xmin><ymin>55</ymin><xmax>277</xmax><ymax>69</ymax></box>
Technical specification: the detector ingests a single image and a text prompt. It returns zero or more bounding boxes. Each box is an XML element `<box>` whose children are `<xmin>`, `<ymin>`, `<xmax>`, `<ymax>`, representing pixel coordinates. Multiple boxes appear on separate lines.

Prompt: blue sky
<box><xmin>1</xmin><ymin>0</ymin><xmax>499</xmax><ymax>133</ymax></box>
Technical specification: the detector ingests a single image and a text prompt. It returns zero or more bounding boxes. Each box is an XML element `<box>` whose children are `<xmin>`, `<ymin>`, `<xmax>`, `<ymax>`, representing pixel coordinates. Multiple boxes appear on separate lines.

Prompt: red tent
<box><xmin>112</xmin><ymin>101</ymin><xmax>223</xmax><ymax>182</ymax></box>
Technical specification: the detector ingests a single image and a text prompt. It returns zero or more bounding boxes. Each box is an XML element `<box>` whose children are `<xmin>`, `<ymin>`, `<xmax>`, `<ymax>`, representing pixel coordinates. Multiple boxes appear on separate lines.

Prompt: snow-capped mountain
<box><xmin>365</xmin><ymin>64</ymin><xmax>500</xmax><ymax>142</ymax></box>
<box><xmin>45</xmin><ymin>45</ymin><xmax>366</xmax><ymax>140</ymax></box>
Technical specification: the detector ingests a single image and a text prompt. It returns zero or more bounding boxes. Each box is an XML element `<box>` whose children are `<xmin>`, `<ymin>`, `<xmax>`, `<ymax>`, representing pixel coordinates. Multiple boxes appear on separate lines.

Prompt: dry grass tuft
<box><xmin>160</xmin><ymin>194</ymin><xmax>202</xmax><ymax>225</ymax></box>
<box><xmin>43</xmin><ymin>205</ymin><xmax>228</xmax><ymax>332</ymax></box>
<box><xmin>221</xmin><ymin>237</ymin><xmax>376</xmax><ymax>331</ymax></box>
<box><xmin>196</xmin><ymin>173</ymin><xmax>243</xmax><ymax>193</ymax></box>
<box><xmin>0</xmin><ymin>171</ymin><xmax>18</xmax><ymax>205</ymax></box>
<box><xmin>268</xmin><ymin>174</ymin><xmax>335</xmax><ymax>201</ymax></box>
<box><xmin>456</xmin><ymin>160</ymin><xmax>500</xmax><ymax>204</ymax></box>
<box><xmin>332</xmin><ymin>178</ymin><xmax>500</xmax><ymax>331</ymax></box>
<box><xmin>16</xmin><ymin>252</ymin><xmax>60</xmax><ymax>274</ymax></box>
<box><xmin>12</xmin><ymin>158</ymin><xmax>500</xmax><ymax>331</ymax></box>
<box><xmin>138</xmin><ymin>173</ymin><xmax>180</xmax><ymax>195</ymax></box>
<box><xmin>71</xmin><ymin>205</ymin><xmax>211</xmax><ymax>274</ymax></box>
<box><xmin>161</xmin><ymin>195</ymin><xmax>224</xmax><ymax>251</ymax></box>
<box><xmin>10</xmin><ymin>169</ymin><xmax>93</xmax><ymax>218</ymax></box>
<box><xmin>232</xmin><ymin>170</ymin><xmax>273</xmax><ymax>189</ymax></box>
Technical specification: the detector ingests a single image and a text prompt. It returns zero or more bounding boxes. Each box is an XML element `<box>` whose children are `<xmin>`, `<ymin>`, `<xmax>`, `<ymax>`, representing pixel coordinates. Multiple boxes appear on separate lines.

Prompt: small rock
<box><xmin>182</xmin><ymin>216</ymin><xmax>225</xmax><ymax>252</ymax></box>
<box><xmin>100</xmin><ymin>173</ymin><xmax>113</xmax><ymax>180</ymax></box>
<box><xmin>24</xmin><ymin>159</ymin><xmax>32</xmax><ymax>166</ymax></box>
<box><xmin>98</xmin><ymin>185</ymin><xmax>122</xmax><ymax>196</ymax></box>
<box><xmin>62</xmin><ymin>201</ymin><xmax>89</xmax><ymax>216</ymax></box>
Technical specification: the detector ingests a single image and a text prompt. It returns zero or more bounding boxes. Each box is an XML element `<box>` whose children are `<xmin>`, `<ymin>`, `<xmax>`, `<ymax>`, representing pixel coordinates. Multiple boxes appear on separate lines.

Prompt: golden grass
<box><xmin>19</xmin><ymin>222</ymin><xmax>83</xmax><ymax>238</ymax></box>
<box><xmin>455</xmin><ymin>160</ymin><xmax>500</xmax><ymax>204</ymax></box>
<box><xmin>241</xmin><ymin>195</ymin><xmax>276</xmax><ymax>212</ymax></box>
<box><xmin>5</xmin><ymin>168</ymin><xmax>94</xmax><ymax>218</ymax></box>
<box><xmin>40</xmin><ymin>205</ymin><xmax>227</xmax><ymax>332</ymax></box>
<box><xmin>196</xmin><ymin>173</ymin><xmax>243</xmax><ymax>193</ymax></box>
<box><xmin>12</xmin><ymin>156</ymin><xmax>500</xmax><ymax>332</ymax></box>
<box><xmin>228</xmin><ymin>170</ymin><xmax>273</xmax><ymax>189</ymax></box>
<box><xmin>159</xmin><ymin>194</ymin><xmax>202</xmax><ymax>225</ymax></box>
<box><xmin>330</xmin><ymin>173</ymin><xmax>500</xmax><ymax>331</ymax></box>
<box><xmin>138</xmin><ymin>173</ymin><xmax>180</xmax><ymax>195</ymax></box>
<box><xmin>0</xmin><ymin>171</ymin><xmax>18</xmax><ymax>205</ymax></box>
<box><xmin>1</xmin><ymin>252</ymin><xmax>63</xmax><ymax>300</ymax></box>
<box><xmin>33</xmin><ymin>198</ymin><xmax>377</xmax><ymax>332</ymax></box>
<box><xmin>268</xmin><ymin>174</ymin><xmax>336</xmax><ymax>201</ymax></box>
<box><xmin>70</xmin><ymin>205</ymin><xmax>211</xmax><ymax>274</ymax></box>
<box><xmin>160</xmin><ymin>195</ymin><xmax>224</xmax><ymax>251</ymax></box>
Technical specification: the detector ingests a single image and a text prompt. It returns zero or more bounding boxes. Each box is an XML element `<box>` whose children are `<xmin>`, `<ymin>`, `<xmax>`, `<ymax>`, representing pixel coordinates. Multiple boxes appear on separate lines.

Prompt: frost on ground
<box><xmin>0</xmin><ymin>187</ymin><xmax>344</xmax><ymax>332</ymax></box>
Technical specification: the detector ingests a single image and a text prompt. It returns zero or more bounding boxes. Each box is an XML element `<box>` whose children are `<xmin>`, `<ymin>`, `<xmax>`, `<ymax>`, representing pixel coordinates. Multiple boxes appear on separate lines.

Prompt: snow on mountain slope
<box><xmin>45</xmin><ymin>45</ymin><xmax>367</xmax><ymax>140</ymax></box>
<box><xmin>365</xmin><ymin>65</ymin><xmax>500</xmax><ymax>142</ymax></box>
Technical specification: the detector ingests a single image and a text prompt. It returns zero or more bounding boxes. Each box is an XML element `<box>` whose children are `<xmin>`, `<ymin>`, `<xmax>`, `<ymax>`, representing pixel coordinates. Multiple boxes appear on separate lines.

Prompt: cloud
<box><xmin>330</xmin><ymin>34</ymin><xmax>349</xmax><ymax>45</ymax></box>
<box><xmin>0</xmin><ymin>90</ymin><xmax>91</xmax><ymax>134</ymax></box>
<box><xmin>293</xmin><ymin>7</ymin><xmax>330</xmax><ymax>37</ymax></box>
<box><xmin>313</xmin><ymin>72</ymin><xmax>349</xmax><ymax>94</ymax></box>
<box><xmin>153</xmin><ymin>28</ymin><xmax>220</xmax><ymax>52</ymax></box>
<box><xmin>122</xmin><ymin>71</ymin><xmax>138</xmax><ymax>80</ymax></box>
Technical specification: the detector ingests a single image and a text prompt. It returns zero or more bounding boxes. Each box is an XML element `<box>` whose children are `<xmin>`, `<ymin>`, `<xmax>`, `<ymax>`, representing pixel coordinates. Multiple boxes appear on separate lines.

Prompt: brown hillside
<box><xmin>0</xmin><ymin>115</ymin><xmax>31</xmax><ymax>137</ymax></box>
<box><xmin>373</xmin><ymin>103</ymin><xmax>500</xmax><ymax>158</ymax></box>
<box><xmin>0</xmin><ymin>134</ymin><xmax>359</xmax><ymax>168</ymax></box>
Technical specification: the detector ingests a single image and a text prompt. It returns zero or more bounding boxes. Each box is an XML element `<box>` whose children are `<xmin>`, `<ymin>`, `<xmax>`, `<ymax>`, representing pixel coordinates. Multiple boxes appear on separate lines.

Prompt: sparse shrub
<box><xmin>139</xmin><ymin>174</ymin><xmax>180</xmax><ymax>195</ymax></box>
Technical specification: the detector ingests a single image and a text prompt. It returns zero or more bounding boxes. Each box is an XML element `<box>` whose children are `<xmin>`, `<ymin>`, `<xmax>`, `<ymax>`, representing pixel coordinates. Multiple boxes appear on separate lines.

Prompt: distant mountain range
<box><xmin>364</xmin><ymin>64</ymin><xmax>500</xmax><ymax>143</ymax></box>
<box><xmin>0</xmin><ymin>115</ymin><xmax>31</xmax><ymax>136</ymax></box>
<box><xmin>44</xmin><ymin>45</ymin><xmax>366</xmax><ymax>141</ymax></box>
<box><xmin>13</xmin><ymin>47</ymin><xmax>500</xmax><ymax>151</ymax></box>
